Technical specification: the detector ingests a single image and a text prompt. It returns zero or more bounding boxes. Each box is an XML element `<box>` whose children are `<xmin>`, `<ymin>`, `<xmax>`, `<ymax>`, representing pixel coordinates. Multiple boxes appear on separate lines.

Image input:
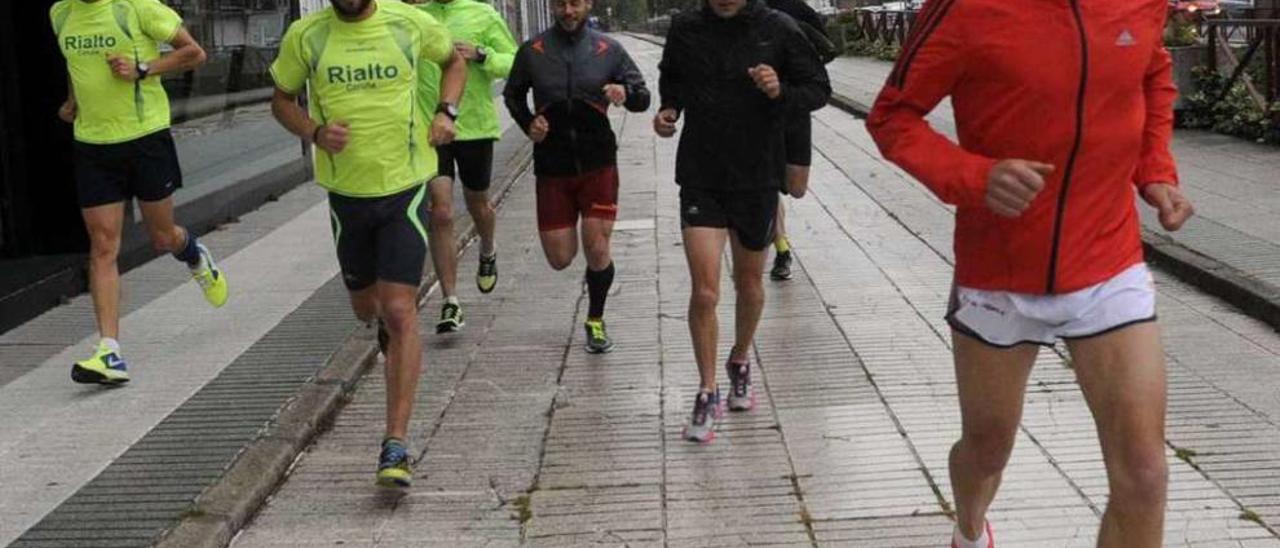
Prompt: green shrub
<box><xmin>1181</xmin><ymin>67</ymin><xmax>1280</xmax><ymax>145</ymax></box>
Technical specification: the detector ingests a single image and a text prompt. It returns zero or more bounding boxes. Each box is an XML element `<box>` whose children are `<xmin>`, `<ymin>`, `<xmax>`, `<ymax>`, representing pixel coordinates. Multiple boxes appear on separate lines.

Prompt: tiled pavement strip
<box><xmin>231</xmin><ymin>37</ymin><xmax>1280</xmax><ymax>547</ymax></box>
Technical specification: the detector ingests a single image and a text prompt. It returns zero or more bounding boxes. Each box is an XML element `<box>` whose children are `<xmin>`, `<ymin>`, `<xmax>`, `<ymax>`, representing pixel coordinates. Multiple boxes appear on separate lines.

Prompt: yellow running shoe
<box><xmin>376</xmin><ymin>438</ymin><xmax>412</xmax><ymax>488</ymax></box>
<box><xmin>191</xmin><ymin>243</ymin><xmax>228</xmax><ymax>308</ymax></box>
<box><xmin>476</xmin><ymin>253</ymin><xmax>498</xmax><ymax>294</ymax></box>
<box><xmin>71</xmin><ymin>342</ymin><xmax>130</xmax><ymax>385</ymax></box>
<box><xmin>584</xmin><ymin>319</ymin><xmax>614</xmax><ymax>354</ymax></box>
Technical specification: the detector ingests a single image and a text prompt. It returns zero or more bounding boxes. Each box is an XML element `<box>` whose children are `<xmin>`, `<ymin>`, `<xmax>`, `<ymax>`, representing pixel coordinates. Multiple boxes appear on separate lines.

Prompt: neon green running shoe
<box><xmin>71</xmin><ymin>342</ymin><xmax>130</xmax><ymax>385</ymax></box>
<box><xmin>191</xmin><ymin>243</ymin><xmax>228</xmax><ymax>308</ymax></box>
<box><xmin>476</xmin><ymin>253</ymin><xmax>498</xmax><ymax>294</ymax></box>
<box><xmin>584</xmin><ymin>319</ymin><xmax>614</xmax><ymax>354</ymax></box>
<box><xmin>376</xmin><ymin>438</ymin><xmax>412</xmax><ymax>488</ymax></box>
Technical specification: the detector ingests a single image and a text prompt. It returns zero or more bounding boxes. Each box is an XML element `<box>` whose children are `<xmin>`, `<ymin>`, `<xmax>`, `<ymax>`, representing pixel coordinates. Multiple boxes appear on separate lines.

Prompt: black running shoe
<box><xmin>771</xmin><ymin>250</ymin><xmax>793</xmax><ymax>281</ymax></box>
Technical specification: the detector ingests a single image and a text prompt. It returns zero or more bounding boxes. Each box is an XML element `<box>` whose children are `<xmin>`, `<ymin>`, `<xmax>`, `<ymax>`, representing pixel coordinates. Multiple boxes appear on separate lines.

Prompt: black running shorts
<box><xmin>327</xmin><ymin>184</ymin><xmax>430</xmax><ymax>291</ymax></box>
<box><xmin>434</xmin><ymin>139</ymin><xmax>496</xmax><ymax>192</ymax></box>
<box><xmin>73</xmin><ymin>129</ymin><xmax>183</xmax><ymax>208</ymax></box>
<box><xmin>679</xmin><ymin>186</ymin><xmax>779</xmax><ymax>252</ymax></box>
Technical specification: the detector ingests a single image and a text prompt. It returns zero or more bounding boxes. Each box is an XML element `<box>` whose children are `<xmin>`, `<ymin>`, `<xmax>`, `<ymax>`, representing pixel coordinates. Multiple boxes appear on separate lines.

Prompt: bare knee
<box><xmin>430</xmin><ymin>201</ymin><xmax>454</xmax><ymax>231</ymax></box>
<box><xmin>734</xmin><ymin>272</ymin><xmax>764</xmax><ymax>304</ymax></box>
<box><xmin>544</xmin><ymin>240</ymin><xmax>576</xmax><ymax>271</ymax></box>
<box><xmin>1109</xmin><ymin>453</ymin><xmax>1168</xmax><ymax>508</ymax></box>
<box><xmin>958</xmin><ymin>428</ymin><xmax>1018</xmax><ymax>477</ymax></box>
<box><xmin>547</xmin><ymin>252</ymin><xmax>574</xmax><ymax>271</ymax></box>
<box><xmin>149</xmin><ymin>228</ymin><xmax>183</xmax><ymax>253</ymax></box>
<box><xmin>584</xmin><ymin>241</ymin><xmax>610</xmax><ymax>269</ymax></box>
<box><xmin>380</xmin><ymin>299</ymin><xmax>419</xmax><ymax>336</ymax></box>
<box><xmin>690</xmin><ymin>285</ymin><xmax>720</xmax><ymax>312</ymax></box>
<box><xmin>88</xmin><ymin>230</ymin><xmax>121</xmax><ymax>264</ymax></box>
<box><xmin>465</xmin><ymin>193</ymin><xmax>492</xmax><ymax>216</ymax></box>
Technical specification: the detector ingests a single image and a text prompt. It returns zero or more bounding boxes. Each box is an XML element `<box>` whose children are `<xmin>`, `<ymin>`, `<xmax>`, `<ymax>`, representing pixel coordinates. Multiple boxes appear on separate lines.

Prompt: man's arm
<box><xmin>478</xmin><ymin>16</ymin><xmax>518</xmax><ymax>80</ymax></box>
<box><xmin>149</xmin><ymin>28</ymin><xmax>207</xmax><ymax>75</ymax></box>
<box><xmin>613</xmin><ymin>46</ymin><xmax>651</xmax><ymax>113</ymax></box>
<box><xmin>502</xmin><ymin>46</ymin><xmax>537</xmax><ymax>133</ymax></box>
<box><xmin>865</xmin><ymin>0</ymin><xmax>995</xmax><ymax>209</ymax></box>
<box><xmin>270</xmin><ymin>88</ymin><xmax>318</xmax><ymax>143</ymax></box>
<box><xmin>437</xmin><ymin>49</ymin><xmax>466</xmax><ymax>106</ymax></box>
<box><xmin>657</xmin><ymin>25</ymin><xmax>682</xmax><ymax>114</ymax></box>
<box><xmin>108</xmin><ymin>27</ymin><xmax>206</xmax><ymax>81</ymax></box>
<box><xmin>59</xmin><ymin>71</ymin><xmax>77</xmax><ymax>123</ymax></box>
<box><xmin>271</xmin><ymin>88</ymin><xmax>350</xmax><ymax>154</ymax></box>
<box><xmin>1133</xmin><ymin>41</ymin><xmax>1179</xmax><ymax>190</ymax></box>
<box><xmin>775</xmin><ymin>19</ymin><xmax>830</xmax><ymax>113</ymax></box>
<box><xmin>1134</xmin><ymin>14</ymin><xmax>1193</xmax><ymax>232</ymax></box>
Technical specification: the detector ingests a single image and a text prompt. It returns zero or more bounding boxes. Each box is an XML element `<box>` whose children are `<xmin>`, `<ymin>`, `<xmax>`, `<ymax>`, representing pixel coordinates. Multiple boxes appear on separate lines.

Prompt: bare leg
<box><xmin>1067</xmin><ymin>323</ymin><xmax>1169</xmax><ymax>548</ymax></box>
<box><xmin>949</xmin><ymin>331</ymin><xmax>1038</xmax><ymax>540</ymax></box>
<box><xmin>81</xmin><ymin>203</ymin><xmax>127</xmax><ymax>340</ymax></box>
<box><xmin>683</xmin><ymin>227</ymin><xmax>728</xmax><ymax>391</ymax></box>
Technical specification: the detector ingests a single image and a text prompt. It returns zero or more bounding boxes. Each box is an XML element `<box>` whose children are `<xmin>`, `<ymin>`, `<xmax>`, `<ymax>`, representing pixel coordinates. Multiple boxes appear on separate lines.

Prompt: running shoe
<box><xmin>951</xmin><ymin>521</ymin><xmax>995</xmax><ymax>548</ymax></box>
<box><xmin>682</xmin><ymin>389</ymin><xmax>724</xmax><ymax>443</ymax></box>
<box><xmin>71</xmin><ymin>342</ymin><xmax>130</xmax><ymax>385</ymax></box>
<box><xmin>584</xmin><ymin>319</ymin><xmax>614</xmax><ymax>354</ymax></box>
<box><xmin>376</xmin><ymin>438</ymin><xmax>412</xmax><ymax>488</ymax></box>
<box><xmin>477</xmin><ymin>253</ymin><xmax>498</xmax><ymax>294</ymax></box>
<box><xmin>191</xmin><ymin>243</ymin><xmax>229</xmax><ymax>307</ymax></box>
<box><xmin>436</xmin><ymin>301</ymin><xmax>465</xmax><ymax>334</ymax></box>
<box><xmin>771</xmin><ymin>250</ymin><xmax>793</xmax><ymax>281</ymax></box>
<box><xmin>726</xmin><ymin>358</ymin><xmax>756</xmax><ymax>412</ymax></box>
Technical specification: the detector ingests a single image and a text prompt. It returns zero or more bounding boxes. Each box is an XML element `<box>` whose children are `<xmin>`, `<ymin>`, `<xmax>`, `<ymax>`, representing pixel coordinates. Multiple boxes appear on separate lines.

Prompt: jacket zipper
<box><xmin>566</xmin><ymin>40</ymin><xmax>583</xmax><ymax>175</ymax></box>
<box><xmin>1046</xmin><ymin>0</ymin><xmax>1089</xmax><ymax>293</ymax></box>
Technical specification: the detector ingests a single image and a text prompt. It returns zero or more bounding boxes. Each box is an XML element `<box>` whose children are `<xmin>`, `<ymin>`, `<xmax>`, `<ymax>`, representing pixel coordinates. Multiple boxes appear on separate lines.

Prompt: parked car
<box><xmin>1170</xmin><ymin>0</ymin><xmax>1222</xmax><ymax>17</ymax></box>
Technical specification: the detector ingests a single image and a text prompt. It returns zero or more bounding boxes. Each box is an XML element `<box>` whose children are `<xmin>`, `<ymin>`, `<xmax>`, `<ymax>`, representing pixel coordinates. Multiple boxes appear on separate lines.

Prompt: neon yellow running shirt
<box><xmin>50</xmin><ymin>0</ymin><xmax>183</xmax><ymax>144</ymax></box>
<box><xmin>416</xmin><ymin>0</ymin><xmax>517</xmax><ymax>141</ymax></box>
<box><xmin>272</xmin><ymin>1</ymin><xmax>454</xmax><ymax>198</ymax></box>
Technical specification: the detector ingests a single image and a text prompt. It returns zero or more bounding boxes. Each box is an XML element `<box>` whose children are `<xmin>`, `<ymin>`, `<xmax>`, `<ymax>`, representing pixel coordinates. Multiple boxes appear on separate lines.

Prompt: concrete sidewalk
<box><xmin>226</xmin><ymin>37</ymin><xmax>1280</xmax><ymax>548</ymax></box>
<box><xmin>823</xmin><ymin>56</ymin><xmax>1280</xmax><ymax>332</ymax></box>
<box><xmin>0</xmin><ymin>110</ymin><xmax>529</xmax><ymax>547</ymax></box>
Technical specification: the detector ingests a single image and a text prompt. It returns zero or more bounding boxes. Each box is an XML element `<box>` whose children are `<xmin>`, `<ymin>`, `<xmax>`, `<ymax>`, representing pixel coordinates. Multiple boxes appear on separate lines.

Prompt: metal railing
<box><xmin>846</xmin><ymin>6</ymin><xmax>918</xmax><ymax>45</ymax></box>
<box><xmin>1206</xmin><ymin>17</ymin><xmax>1280</xmax><ymax>112</ymax></box>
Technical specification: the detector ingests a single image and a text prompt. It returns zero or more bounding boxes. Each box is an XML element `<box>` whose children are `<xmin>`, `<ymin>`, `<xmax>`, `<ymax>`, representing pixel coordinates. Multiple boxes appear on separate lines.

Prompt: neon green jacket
<box><xmin>417</xmin><ymin>0</ymin><xmax>517</xmax><ymax>141</ymax></box>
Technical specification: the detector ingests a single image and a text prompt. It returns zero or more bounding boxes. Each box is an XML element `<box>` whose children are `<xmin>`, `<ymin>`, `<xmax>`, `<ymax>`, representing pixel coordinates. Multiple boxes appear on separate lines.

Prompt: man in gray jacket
<box><xmin>503</xmin><ymin>0</ymin><xmax>650</xmax><ymax>354</ymax></box>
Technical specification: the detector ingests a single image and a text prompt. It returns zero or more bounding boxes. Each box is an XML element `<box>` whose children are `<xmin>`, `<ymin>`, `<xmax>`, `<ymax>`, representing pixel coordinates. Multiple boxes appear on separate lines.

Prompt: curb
<box><xmin>153</xmin><ymin>135</ymin><xmax>535</xmax><ymax>548</ymax></box>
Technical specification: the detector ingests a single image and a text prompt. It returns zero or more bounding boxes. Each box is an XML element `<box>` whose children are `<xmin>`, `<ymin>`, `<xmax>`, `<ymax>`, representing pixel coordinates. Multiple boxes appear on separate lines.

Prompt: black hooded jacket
<box><xmin>658</xmin><ymin>0</ymin><xmax>831</xmax><ymax>191</ymax></box>
<box><xmin>503</xmin><ymin>24</ymin><xmax>651</xmax><ymax>177</ymax></box>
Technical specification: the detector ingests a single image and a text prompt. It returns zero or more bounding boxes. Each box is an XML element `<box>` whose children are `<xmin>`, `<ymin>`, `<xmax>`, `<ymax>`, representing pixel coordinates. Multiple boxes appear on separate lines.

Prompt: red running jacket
<box><xmin>867</xmin><ymin>0</ymin><xmax>1179</xmax><ymax>294</ymax></box>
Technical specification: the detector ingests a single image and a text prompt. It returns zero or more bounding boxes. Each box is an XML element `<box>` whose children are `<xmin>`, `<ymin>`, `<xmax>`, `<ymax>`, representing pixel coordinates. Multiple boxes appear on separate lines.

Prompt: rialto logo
<box><xmin>326</xmin><ymin>62</ymin><xmax>401</xmax><ymax>90</ymax></box>
<box><xmin>1116</xmin><ymin>29</ymin><xmax>1137</xmax><ymax>47</ymax></box>
<box><xmin>64</xmin><ymin>34</ymin><xmax>117</xmax><ymax>51</ymax></box>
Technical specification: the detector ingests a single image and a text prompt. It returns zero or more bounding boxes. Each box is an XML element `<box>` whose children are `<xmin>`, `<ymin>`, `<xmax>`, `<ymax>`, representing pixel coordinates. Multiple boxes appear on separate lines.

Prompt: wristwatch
<box><xmin>136</xmin><ymin>62</ymin><xmax>150</xmax><ymax>80</ymax></box>
<box><xmin>436</xmin><ymin>102</ymin><xmax>460</xmax><ymax>121</ymax></box>
<box><xmin>475</xmin><ymin>46</ymin><xmax>488</xmax><ymax>64</ymax></box>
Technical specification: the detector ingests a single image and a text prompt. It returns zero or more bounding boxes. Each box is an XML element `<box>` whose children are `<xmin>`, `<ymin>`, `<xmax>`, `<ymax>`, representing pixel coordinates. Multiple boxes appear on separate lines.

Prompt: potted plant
<box><xmin>1165</xmin><ymin>1</ymin><xmax>1215</xmax><ymax>111</ymax></box>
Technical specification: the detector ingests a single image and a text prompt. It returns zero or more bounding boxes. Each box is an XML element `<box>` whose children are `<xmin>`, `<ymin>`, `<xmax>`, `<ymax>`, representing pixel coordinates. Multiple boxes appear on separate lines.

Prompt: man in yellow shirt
<box><xmin>269</xmin><ymin>0</ymin><xmax>466</xmax><ymax>488</ymax></box>
<box><xmin>51</xmin><ymin>0</ymin><xmax>228</xmax><ymax>386</ymax></box>
<box><xmin>414</xmin><ymin>0</ymin><xmax>518</xmax><ymax>334</ymax></box>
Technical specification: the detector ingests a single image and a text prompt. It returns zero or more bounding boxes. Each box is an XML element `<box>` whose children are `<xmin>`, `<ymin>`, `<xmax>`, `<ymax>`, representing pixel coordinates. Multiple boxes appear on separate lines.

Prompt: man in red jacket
<box><xmin>867</xmin><ymin>0</ymin><xmax>1194</xmax><ymax>546</ymax></box>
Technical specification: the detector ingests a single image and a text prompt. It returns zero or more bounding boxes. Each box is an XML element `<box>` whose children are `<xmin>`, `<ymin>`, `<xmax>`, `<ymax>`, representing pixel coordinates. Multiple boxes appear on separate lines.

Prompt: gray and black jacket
<box><xmin>503</xmin><ymin>25</ymin><xmax>651</xmax><ymax>177</ymax></box>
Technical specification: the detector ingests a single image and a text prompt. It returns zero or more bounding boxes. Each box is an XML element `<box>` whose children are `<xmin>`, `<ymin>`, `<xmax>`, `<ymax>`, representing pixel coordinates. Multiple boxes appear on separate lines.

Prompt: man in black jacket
<box><xmin>656</xmin><ymin>0</ymin><xmax>830</xmax><ymax>443</ymax></box>
<box><xmin>503</xmin><ymin>0</ymin><xmax>650</xmax><ymax>354</ymax></box>
<box><xmin>764</xmin><ymin>0</ymin><xmax>833</xmax><ymax>281</ymax></box>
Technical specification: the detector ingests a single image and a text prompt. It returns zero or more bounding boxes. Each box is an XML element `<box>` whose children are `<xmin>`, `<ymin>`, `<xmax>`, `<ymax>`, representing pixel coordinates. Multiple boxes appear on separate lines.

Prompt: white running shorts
<box><xmin>946</xmin><ymin>263</ymin><xmax>1157</xmax><ymax>348</ymax></box>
